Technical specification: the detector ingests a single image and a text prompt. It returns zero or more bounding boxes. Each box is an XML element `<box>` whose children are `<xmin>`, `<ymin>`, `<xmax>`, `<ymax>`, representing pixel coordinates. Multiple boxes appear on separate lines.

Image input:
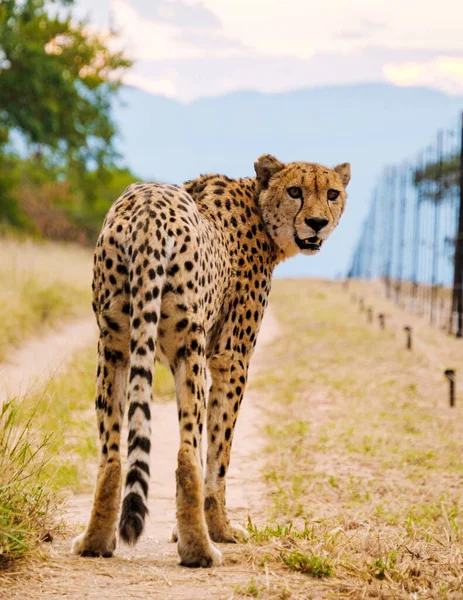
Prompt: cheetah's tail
<box><xmin>119</xmin><ymin>237</ymin><xmax>173</xmax><ymax>545</ymax></box>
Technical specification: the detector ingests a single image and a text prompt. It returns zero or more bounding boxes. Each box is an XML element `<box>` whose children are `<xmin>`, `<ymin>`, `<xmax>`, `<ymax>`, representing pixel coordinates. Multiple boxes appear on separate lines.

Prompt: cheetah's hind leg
<box><xmin>72</xmin><ymin>339</ymin><xmax>128</xmax><ymax>558</ymax></box>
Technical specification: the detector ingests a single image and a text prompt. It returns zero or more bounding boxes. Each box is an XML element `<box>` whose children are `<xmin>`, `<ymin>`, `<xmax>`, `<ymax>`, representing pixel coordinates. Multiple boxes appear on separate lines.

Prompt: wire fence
<box><xmin>349</xmin><ymin>112</ymin><xmax>463</xmax><ymax>336</ymax></box>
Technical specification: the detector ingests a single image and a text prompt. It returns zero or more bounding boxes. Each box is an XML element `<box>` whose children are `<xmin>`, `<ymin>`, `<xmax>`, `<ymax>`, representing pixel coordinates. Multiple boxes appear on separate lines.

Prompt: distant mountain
<box><xmin>111</xmin><ymin>83</ymin><xmax>463</xmax><ymax>279</ymax></box>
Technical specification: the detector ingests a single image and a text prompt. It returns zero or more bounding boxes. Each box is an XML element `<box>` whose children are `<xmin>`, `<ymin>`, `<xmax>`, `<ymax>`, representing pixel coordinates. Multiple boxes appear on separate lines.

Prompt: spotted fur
<box><xmin>72</xmin><ymin>155</ymin><xmax>350</xmax><ymax>567</ymax></box>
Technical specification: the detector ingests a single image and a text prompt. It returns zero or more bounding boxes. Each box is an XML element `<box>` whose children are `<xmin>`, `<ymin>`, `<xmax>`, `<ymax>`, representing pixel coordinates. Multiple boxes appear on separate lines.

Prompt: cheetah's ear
<box><xmin>254</xmin><ymin>154</ymin><xmax>285</xmax><ymax>190</ymax></box>
<box><xmin>334</xmin><ymin>163</ymin><xmax>351</xmax><ymax>188</ymax></box>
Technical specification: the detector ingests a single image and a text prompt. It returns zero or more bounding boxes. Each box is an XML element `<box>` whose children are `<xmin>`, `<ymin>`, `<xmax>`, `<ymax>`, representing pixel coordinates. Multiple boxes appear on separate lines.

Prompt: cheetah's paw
<box><xmin>71</xmin><ymin>530</ymin><xmax>116</xmax><ymax>558</ymax></box>
<box><xmin>209</xmin><ymin>522</ymin><xmax>249</xmax><ymax>544</ymax></box>
<box><xmin>170</xmin><ymin>523</ymin><xmax>178</xmax><ymax>543</ymax></box>
<box><xmin>178</xmin><ymin>537</ymin><xmax>222</xmax><ymax>568</ymax></box>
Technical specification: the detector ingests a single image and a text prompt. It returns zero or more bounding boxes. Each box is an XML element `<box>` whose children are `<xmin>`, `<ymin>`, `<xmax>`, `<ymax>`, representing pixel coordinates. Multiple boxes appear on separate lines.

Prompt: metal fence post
<box><xmin>386</xmin><ymin>167</ymin><xmax>397</xmax><ymax>298</ymax></box>
<box><xmin>348</xmin><ymin>112</ymin><xmax>463</xmax><ymax>338</ymax></box>
<box><xmin>397</xmin><ymin>163</ymin><xmax>407</xmax><ymax>305</ymax></box>
<box><xmin>431</xmin><ymin>131</ymin><xmax>444</xmax><ymax>325</ymax></box>
<box><xmin>412</xmin><ymin>155</ymin><xmax>422</xmax><ymax>312</ymax></box>
<box><xmin>451</xmin><ymin>112</ymin><xmax>463</xmax><ymax>337</ymax></box>
<box><xmin>366</xmin><ymin>191</ymin><xmax>377</xmax><ymax>279</ymax></box>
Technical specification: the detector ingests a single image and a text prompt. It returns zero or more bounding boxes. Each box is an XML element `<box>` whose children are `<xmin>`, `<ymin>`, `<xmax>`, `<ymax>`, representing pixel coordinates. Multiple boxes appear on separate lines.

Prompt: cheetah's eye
<box><xmin>327</xmin><ymin>189</ymin><xmax>340</xmax><ymax>201</ymax></box>
<box><xmin>287</xmin><ymin>186</ymin><xmax>302</xmax><ymax>199</ymax></box>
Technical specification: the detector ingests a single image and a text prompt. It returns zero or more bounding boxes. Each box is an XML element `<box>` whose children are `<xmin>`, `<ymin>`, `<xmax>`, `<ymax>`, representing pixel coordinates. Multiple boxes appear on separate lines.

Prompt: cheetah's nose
<box><xmin>305</xmin><ymin>217</ymin><xmax>328</xmax><ymax>233</ymax></box>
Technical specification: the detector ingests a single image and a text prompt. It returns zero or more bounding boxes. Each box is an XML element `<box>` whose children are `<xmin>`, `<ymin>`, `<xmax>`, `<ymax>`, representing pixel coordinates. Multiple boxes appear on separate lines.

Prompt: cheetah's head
<box><xmin>255</xmin><ymin>155</ymin><xmax>350</xmax><ymax>258</ymax></box>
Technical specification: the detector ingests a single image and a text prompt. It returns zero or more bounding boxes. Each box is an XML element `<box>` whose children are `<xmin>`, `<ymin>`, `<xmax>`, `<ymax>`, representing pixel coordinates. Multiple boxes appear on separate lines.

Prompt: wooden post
<box><xmin>404</xmin><ymin>326</ymin><xmax>412</xmax><ymax>350</ymax></box>
<box><xmin>444</xmin><ymin>369</ymin><xmax>456</xmax><ymax>407</ymax></box>
<box><xmin>378</xmin><ymin>313</ymin><xmax>385</xmax><ymax>330</ymax></box>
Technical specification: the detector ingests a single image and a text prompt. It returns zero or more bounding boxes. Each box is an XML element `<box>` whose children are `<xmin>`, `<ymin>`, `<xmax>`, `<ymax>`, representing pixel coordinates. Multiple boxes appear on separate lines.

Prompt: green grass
<box><xmin>22</xmin><ymin>345</ymin><xmax>99</xmax><ymax>492</ymax></box>
<box><xmin>152</xmin><ymin>363</ymin><xmax>176</xmax><ymax>399</ymax></box>
<box><xmin>247</xmin><ymin>521</ymin><xmax>314</xmax><ymax>543</ymax></box>
<box><xmin>20</xmin><ymin>343</ymin><xmax>176</xmax><ymax>493</ymax></box>
<box><xmin>0</xmin><ymin>398</ymin><xmax>60</xmax><ymax>566</ymax></box>
<box><xmin>0</xmin><ymin>236</ymin><xmax>92</xmax><ymax>360</ymax></box>
<box><xmin>233</xmin><ymin>577</ymin><xmax>264</xmax><ymax>598</ymax></box>
<box><xmin>0</xmin><ymin>335</ymin><xmax>176</xmax><ymax>568</ymax></box>
<box><xmin>368</xmin><ymin>550</ymin><xmax>398</xmax><ymax>581</ymax></box>
<box><xmin>280</xmin><ymin>551</ymin><xmax>333</xmax><ymax>577</ymax></box>
<box><xmin>249</xmin><ymin>279</ymin><xmax>463</xmax><ymax>597</ymax></box>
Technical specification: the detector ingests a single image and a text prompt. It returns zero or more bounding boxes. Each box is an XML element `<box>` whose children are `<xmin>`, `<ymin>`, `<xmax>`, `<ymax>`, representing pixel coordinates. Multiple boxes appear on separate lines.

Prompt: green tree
<box><xmin>0</xmin><ymin>0</ymin><xmax>131</xmax><ymax>169</ymax></box>
<box><xmin>414</xmin><ymin>156</ymin><xmax>460</xmax><ymax>202</ymax></box>
<box><xmin>0</xmin><ymin>0</ymin><xmax>136</xmax><ymax>234</ymax></box>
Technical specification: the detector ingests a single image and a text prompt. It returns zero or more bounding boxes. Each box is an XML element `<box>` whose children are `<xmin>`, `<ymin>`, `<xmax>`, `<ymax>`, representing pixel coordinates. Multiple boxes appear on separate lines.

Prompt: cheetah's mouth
<box><xmin>295</xmin><ymin>235</ymin><xmax>323</xmax><ymax>252</ymax></box>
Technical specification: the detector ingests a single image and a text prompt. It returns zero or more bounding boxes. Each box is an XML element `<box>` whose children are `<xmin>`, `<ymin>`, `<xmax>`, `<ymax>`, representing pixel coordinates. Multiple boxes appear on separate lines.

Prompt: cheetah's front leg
<box><xmin>204</xmin><ymin>353</ymin><xmax>249</xmax><ymax>543</ymax></box>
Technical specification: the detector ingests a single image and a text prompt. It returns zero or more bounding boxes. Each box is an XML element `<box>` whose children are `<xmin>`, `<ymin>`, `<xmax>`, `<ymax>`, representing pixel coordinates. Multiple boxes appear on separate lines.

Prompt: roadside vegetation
<box><xmin>0</xmin><ymin>0</ymin><xmax>137</xmax><ymax>243</ymax></box>
<box><xmin>0</xmin><ymin>398</ymin><xmax>60</xmax><ymax>567</ymax></box>
<box><xmin>243</xmin><ymin>280</ymin><xmax>463</xmax><ymax>598</ymax></box>
<box><xmin>16</xmin><ymin>343</ymin><xmax>175</xmax><ymax>494</ymax></box>
<box><xmin>0</xmin><ymin>236</ymin><xmax>92</xmax><ymax>360</ymax></box>
<box><xmin>4</xmin><ymin>276</ymin><xmax>463</xmax><ymax>599</ymax></box>
<box><xmin>0</xmin><ymin>339</ymin><xmax>175</xmax><ymax>567</ymax></box>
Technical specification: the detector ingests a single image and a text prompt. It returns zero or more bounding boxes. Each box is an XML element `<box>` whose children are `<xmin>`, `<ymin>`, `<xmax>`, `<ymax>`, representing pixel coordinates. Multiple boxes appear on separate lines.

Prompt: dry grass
<box><xmin>0</xmin><ymin>236</ymin><xmax>92</xmax><ymax>360</ymax></box>
<box><xmin>20</xmin><ymin>345</ymin><xmax>100</xmax><ymax>494</ymax></box>
<box><xmin>245</xmin><ymin>279</ymin><xmax>463</xmax><ymax>599</ymax></box>
<box><xmin>5</xmin><ymin>278</ymin><xmax>463</xmax><ymax>598</ymax></box>
<box><xmin>0</xmin><ymin>398</ymin><xmax>61</xmax><ymax>568</ymax></box>
<box><xmin>19</xmin><ymin>343</ymin><xmax>176</xmax><ymax>494</ymax></box>
<box><xmin>0</xmin><ymin>339</ymin><xmax>175</xmax><ymax>567</ymax></box>
<box><xmin>0</xmin><ymin>346</ymin><xmax>97</xmax><ymax>568</ymax></box>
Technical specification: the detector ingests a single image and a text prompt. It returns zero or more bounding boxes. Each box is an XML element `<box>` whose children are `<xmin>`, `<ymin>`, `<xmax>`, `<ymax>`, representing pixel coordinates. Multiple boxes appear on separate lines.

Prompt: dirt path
<box><xmin>4</xmin><ymin>310</ymin><xmax>280</xmax><ymax>600</ymax></box>
<box><xmin>0</xmin><ymin>316</ymin><xmax>98</xmax><ymax>404</ymax></box>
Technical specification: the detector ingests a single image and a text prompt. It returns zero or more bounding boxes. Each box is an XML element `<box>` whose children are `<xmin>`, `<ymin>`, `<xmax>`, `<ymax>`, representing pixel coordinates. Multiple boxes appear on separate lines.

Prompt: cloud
<box><xmin>359</xmin><ymin>18</ymin><xmax>385</xmax><ymax>32</ymax></box>
<box><xmin>126</xmin><ymin>52</ymin><xmax>379</xmax><ymax>102</ymax></box>
<box><xmin>74</xmin><ymin>0</ymin><xmax>463</xmax><ymax>99</ymax></box>
<box><xmin>122</xmin><ymin>46</ymin><xmax>463</xmax><ymax>102</ymax></box>
<box><xmin>336</xmin><ymin>31</ymin><xmax>368</xmax><ymax>41</ymax></box>
<box><xmin>336</xmin><ymin>18</ymin><xmax>385</xmax><ymax>41</ymax></box>
<box><xmin>176</xmin><ymin>29</ymin><xmax>245</xmax><ymax>51</ymax></box>
<box><xmin>110</xmin><ymin>0</ymin><xmax>243</xmax><ymax>61</ymax></box>
<box><xmin>384</xmin><ymin>57</ymin><xmax>463</xmax><ymax>95</ymax></box>
<box><xmin>123</xmin><ymin>71</ymin><xmax>178</xmax><ymax>97</ymax></box>
<box><xmin>73</xmin><ymin>0</ymin><xmax>112</xmax><ymax>27</ymax></box>
<box><xmin>129</xmin><ymin>0</ymin><xmax>221</xmax><ymax>28</ymax></box>
<box><xmin>200</xmin><ymin>0</ymin><xmax>463</xmax><ymax>59</ymax></box>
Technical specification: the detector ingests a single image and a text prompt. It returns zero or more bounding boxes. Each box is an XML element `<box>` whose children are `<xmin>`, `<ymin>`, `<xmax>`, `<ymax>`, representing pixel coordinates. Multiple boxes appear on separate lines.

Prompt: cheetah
<box><xmin>72</xmin><ymin>154</ymin><xmax>351</xmax><ymax>567</ymax></box>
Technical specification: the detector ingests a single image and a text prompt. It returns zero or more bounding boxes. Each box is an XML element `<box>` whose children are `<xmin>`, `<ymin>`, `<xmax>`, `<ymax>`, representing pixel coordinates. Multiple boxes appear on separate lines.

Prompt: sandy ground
<box><xmin>4</xmin><ymin>281</ymin><xmax>463</xmax><ymax>599</ymax></box>
<box><xmin>2</xmin><ymin>310</ymin><xmax>280</xmax><ymax>600</ymax></box>
<box><xmin>0</xmin><ymin>316</ymin><xmax>98</xmax><ymax>404</ymax></box>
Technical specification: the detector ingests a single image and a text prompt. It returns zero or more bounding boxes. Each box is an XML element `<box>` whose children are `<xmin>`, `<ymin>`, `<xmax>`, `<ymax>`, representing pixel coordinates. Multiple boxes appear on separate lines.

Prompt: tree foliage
<box><xmin>413</xmin><ymin>156</ymin><xmax>460</xmax><ymax>203</ymax></box>
<box><xmin>0</xmin><ymin>0</ymin><xmax>131</xmax><ymax>168</ymax></box>
<box><xmin>0</xmin><ymin>0</ymin><xmax>139</xmax><ymax>240</ymax></box>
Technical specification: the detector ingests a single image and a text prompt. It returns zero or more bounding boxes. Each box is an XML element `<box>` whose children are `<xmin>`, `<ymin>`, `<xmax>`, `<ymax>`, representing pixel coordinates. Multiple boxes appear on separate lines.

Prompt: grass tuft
<box><xmin>368</xmin><ymin>550</ymin><xmax>398</xmax><ymax>581</ymax></box>
<box><xmin>280</xmin><ymin>550</ymin><xmax>333</xmax><ymax>577</ymax></box>
<box><xmin>249</xmin><ymin>280</ymin><xmax>463</xmax><ymax>596</ymax></box>
<box><xmin>233</xmin><ymin>577</ymin><xmax>264</xmax><ymax>597</ymax></box>
<box><xmin>0</xmin><ymin>333</ymin><xmax>176</xmax><ymax>569</ymax></box>
<box><xmin>247</xmin><ymin>521</ymin><xmax>313</xmax><ymax>543</ymax></box>
<box><xmin>0</xmin><ymin>236</ymin><xmax>92</xmax><ymax>360</ymax></box>
<box><xmin>0</xmin><ymin>398</ymin><xmax>60</xmax><ymax>567</ymax></box>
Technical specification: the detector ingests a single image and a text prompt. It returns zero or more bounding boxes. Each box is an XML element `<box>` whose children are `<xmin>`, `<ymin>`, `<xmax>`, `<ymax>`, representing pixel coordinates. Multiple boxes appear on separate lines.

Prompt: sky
<box><xmin>73</xmin><ymin>0</ymin><xmax>463</xmax><ymax>101</ymax></box>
